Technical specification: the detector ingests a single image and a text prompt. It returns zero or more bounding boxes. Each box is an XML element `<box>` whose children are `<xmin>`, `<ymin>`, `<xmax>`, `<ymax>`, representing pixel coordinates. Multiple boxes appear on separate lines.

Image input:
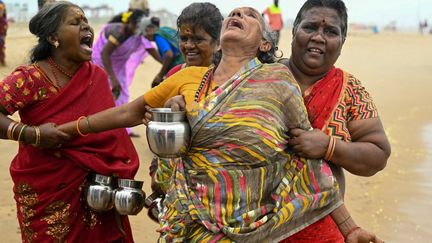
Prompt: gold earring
<box><xmin>54</xmin><ymin>41</ymin><xmax>59</xmax><ymax>48</ymax></box>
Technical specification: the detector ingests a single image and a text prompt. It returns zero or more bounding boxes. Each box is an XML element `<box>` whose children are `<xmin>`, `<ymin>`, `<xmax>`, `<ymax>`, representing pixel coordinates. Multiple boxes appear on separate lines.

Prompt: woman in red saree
<box><xmin>279</xmin><ymin>0</ymin><xmax>391</xmax><ymax>242</ymax></box>
<box><xmin>0</xmin><ymin>2</ymin><xmax>138</xmax><ymax>242</ymax></box>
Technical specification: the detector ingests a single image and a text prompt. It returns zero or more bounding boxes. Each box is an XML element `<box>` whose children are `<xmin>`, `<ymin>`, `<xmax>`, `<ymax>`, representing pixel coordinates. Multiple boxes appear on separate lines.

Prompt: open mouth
<box><xmin>185</xmin><ymin>51</ymin><xmax>199</xmax><ymax>58</ymax></box>
<box><xmin>307</xmin><ymin>47</ymin><xmax>324</xmax><ymax>54</ymax></box>
<box><xmin>227</xmin><ymin>19</ymin><xmax>244</xmax><ymax>30</ymax></box>
<box><xmin>80</xmin><ymin>34</ymin><xmax>93</xmax><ymax>51</ymax></box>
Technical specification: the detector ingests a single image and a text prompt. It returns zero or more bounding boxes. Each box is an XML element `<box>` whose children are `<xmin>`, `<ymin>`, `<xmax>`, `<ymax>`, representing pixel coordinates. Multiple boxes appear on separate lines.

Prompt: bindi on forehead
<box><xmin>183</xmin><ymin>27</ymin><xmax>192</xmax><ymax>35</ymax></box>
<box><xmin>72</xmin><ymin>8</ymin><xmax>84</xmax><ymax>19</ymax></box>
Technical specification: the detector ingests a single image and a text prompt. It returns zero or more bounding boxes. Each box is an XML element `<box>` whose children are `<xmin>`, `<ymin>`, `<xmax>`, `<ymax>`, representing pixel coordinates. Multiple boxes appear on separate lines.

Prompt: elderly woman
<box><xmin>58</xmin><ymin>6</ymin><xmax>382</xmax><ymax>242</ymax></box>
<box><xmin>0</xmin><ymin>2</ymin><xmax>139</xmax><ymax>242</ymax></box>
<box><xmin>278</xmin><ymin>0</ymin><xmax>391</xmax><ymax>241</ymax></box>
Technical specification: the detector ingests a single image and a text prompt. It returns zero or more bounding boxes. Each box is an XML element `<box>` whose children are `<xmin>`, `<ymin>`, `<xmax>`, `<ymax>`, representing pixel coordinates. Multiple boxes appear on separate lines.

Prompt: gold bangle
<box><xmin>17</xmin><ymin>125</ymin><xmax>28</xmax><ymax>142</ymax></box>
<box><xmin>10</xmin><ymin>123</ymin><xmax>20</xmax><ymax>141</ymax></box>
<box><xmin>6</xmin><ymin>122</ymin><xmax>17</xmax><ymax>140</ymax></box>
<box><xmin>32</xmin><ymin>126</ymin><xmax>41</xmax><ymax>147</ymax></box>
<box><xmin>86</xmin><ymin>116</ymin><xmax>94</xmax><ymax>133</ymax></box>
<box><xmin>324</xmin><ymin>136</ymin><xmax>334</xmax><ymax>161</ymax></box>
<box><xmin>76</xmin><ymin>116</ymin><xmax>89</xmax><ymax>137</ymax></box>
<box><xmin>327</xmin><ymin>137</ymin><xmax>337</xmax><ymax>161</ymax></box>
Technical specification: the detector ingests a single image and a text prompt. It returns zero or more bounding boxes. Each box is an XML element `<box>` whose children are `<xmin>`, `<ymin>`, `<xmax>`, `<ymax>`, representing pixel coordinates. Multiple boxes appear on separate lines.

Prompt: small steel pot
<box><xmin>85</xmin><ymin>173</ymin><xmax>115</xmax><ymax>212</ymax></box>
<box><xmin>113</xmin><ymin>179</ymin><xmax>146</xmax><ymax>215</ymax></box>
<box><xmin>146</xmin><ymin>108</ymin><xmax>191</xmax><ymax>158</ymax></box>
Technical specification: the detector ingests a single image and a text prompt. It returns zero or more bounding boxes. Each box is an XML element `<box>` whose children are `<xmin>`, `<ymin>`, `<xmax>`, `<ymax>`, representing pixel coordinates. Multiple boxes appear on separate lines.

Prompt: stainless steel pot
<box><xmin>146</xmin><ymin>108</ymin><xmax>191</xmax><ymax>158</ymax></box>
<box><xmin>113</xmin><ymin>179</ymin><xmax>146</xmax><ymax>215</ymax></box>
<box><xmin>86</xmin><ymin>174</ymin><xmax>115</xmax><ymax>212</ymax></box>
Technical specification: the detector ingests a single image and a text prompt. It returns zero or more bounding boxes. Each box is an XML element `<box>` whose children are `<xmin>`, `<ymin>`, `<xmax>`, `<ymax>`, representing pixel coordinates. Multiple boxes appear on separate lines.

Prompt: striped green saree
<box><xmin>158</xmin><ymin>59</ymin><xmax>342</xmax><ymax>242</ymax></box>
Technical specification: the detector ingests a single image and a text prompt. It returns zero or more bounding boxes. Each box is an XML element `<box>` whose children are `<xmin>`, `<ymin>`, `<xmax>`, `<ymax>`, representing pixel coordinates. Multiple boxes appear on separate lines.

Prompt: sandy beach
<box><xmin>0</xmin><ymin>22</ymin><xmax>431</xmax><ymax>242</ymax></box>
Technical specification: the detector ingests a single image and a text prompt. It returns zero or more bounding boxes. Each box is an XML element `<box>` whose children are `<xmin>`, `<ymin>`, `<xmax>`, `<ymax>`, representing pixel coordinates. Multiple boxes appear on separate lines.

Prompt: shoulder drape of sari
<box><xmin>303</xmin><ymin>66</ymin><xmax>346</xmax><ymax>131</ymax></box>
<box><xmin>158</xmin><ymin>59</ymin><xmax>342</xmax><ymax>242</ymax></box>
<box><xmin>10</xmin><ymin>62</ymin><xmax>138</xmax><ymax>243</ymax></box>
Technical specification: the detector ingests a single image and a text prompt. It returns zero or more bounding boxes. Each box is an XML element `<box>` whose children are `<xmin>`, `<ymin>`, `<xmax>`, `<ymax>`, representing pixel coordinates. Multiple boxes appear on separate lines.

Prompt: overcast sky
<box><xmin>8</xmin><ymin>0</ymin><xmax>432</xmax><ymax>29</ymax></box>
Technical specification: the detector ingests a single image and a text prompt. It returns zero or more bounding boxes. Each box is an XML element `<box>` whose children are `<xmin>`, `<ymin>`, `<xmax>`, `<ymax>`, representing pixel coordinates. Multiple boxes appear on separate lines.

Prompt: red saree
<box><xmin>9</xmin><ymin>62</ymin><xmax>139</xmax><ymax>242</ymax></box>
<box><xmin>282</xmin><ymin>67</ymin><xmax>345</xmax><ymax>242</ymax></box>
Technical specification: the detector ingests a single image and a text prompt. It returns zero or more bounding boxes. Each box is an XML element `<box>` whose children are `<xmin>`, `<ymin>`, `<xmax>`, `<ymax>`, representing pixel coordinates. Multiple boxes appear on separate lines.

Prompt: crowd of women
<box><xmin>0</xmin><ymin>0</ymin><xmax>390</xmax><ymax>242</ymax></box>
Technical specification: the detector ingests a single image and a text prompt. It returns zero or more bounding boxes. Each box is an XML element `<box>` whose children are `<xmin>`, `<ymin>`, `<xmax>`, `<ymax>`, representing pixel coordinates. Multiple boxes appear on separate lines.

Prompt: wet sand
<box><xmin>0</xmin><ymin>23</ymin><xmax>431</xmax><ymax>242</ymax></box>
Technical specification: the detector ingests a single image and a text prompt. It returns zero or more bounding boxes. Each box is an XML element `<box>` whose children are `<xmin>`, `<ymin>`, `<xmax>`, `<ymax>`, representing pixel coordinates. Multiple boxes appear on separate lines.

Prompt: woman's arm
<box><xmin>288</xmin><ymin>117</ymin><xmax>390</xmax><ymax>176</ymax></box>
<box><xmin>57</xmin><ymin>95</ymin><xmax>148</xmax><ymax>136</ymax></box>
<box><xmin>331</xmin><ymin>205</ymin><xmax>383</xmax><ymax>243</ymax></box>
<box><xmin>0</xmin><ymin>105</ymin><xmax>70</xmax><ymax>148</ymax></box>
<box><xmin>152</xmin><ymin>50</ymin><xmax>174</xmax><ymax>87</ymax></box>
<box><xmin>147</xmin><ymin>48</ymin><xmax>162</xmax><ymax>64</ymax></box>
<box><xmin>101</xmin><ymin>41</ymin><xmax>121</xmax><ymax>95</ymax></box>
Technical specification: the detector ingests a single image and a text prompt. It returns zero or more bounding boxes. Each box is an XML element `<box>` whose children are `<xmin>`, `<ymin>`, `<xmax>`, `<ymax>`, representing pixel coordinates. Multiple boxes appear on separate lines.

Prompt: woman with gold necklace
<box><xmin>0</xmin><ymin>2</ymin><xmax>139</xmax><ymax>242</ymax></box>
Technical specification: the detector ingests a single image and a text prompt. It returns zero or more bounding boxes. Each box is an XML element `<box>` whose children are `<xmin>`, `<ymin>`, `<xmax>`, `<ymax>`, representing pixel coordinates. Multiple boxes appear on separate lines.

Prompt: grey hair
<box><xmin>259</xmin><ymin>18</ymin><xmax>278</xmax><ymax>63</ymax></box>
<box><xmin>213</xmin><ymin>7</ymin><xmax>278</xmax><ymax>65</ymax></box>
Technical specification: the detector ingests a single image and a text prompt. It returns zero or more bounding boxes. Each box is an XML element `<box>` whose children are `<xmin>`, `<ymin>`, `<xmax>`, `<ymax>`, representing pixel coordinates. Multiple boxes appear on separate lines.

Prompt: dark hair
<box><xmin>29</xmin><ymin>1</ymin><xmax>80</xmax><ymax>62</ymax></box>
<box><xmin>177</xmin><ymin>2</ymin><xmax>223</xmax><ymax>44</ymax></box>
<box><xmin>150</xmin><ymin>16</ymin><xmax>160</xmax><ymax>28</ymax></box>
<box><xmin>109</xmin><ymin>9</ymin><xmax>145</xmax><ymax>25</ymax></box>
<box><xmin>292</xmin><ymin>0</ymin><xmax>348</xmax><ymax>41</ymax></box>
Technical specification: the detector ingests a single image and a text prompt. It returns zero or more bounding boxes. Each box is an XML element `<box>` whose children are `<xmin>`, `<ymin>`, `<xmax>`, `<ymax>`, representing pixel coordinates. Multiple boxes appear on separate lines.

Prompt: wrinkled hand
<box><xmin>164</xmin><ymin>95</ymin><xmax>185</xmax><ymax>111</ymax></box>
<box><xmin>143</xmin><ymin>105</ymin><xmax>153</xmax><ymax>126</ymax></box>
<box><xmin>288</xmin><ymin>128</ymin><xmax>329</xmax><ymax>159</ymax></box>
<box><xmin>345</xmin><ymin>227</ymin><xmax>384</xmax><ymax>243</ymax></box>
<box><xmin>37</xmin><ymin>123</ymin><xmax>71</xmax><ymax>149</ymax></box>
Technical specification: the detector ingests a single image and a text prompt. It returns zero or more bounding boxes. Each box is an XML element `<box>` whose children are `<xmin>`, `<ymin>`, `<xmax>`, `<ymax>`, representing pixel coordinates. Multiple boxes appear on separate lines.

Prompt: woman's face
<box><xmin>179</xmin><ymin>24</ymin><xmax>217</xmax><ymax>67</ymax></box>
<box><xmin>221</xmin><ymin>7</ymin><xmax>264</xmax><ymax>53</ymax></box>
<box><xmin>54</xmin><ymin>7</ymin><xmax>94</xmax><ymax>62</ymax></box>
<box><xmin>291</xmin><ymin>7</ymin><xmax>343</xmax><ymax>76</ymax></box>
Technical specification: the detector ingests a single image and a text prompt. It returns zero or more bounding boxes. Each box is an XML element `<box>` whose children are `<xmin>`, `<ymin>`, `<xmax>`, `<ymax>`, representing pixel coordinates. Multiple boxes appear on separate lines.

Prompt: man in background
<box><xmin>262</xmin><ymin>0</ymin><xmax>283</xmax><ymax>45</ymax></box>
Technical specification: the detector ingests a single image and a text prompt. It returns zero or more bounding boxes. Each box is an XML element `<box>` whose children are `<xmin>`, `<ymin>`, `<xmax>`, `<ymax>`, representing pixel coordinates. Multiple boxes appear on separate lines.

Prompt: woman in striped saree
<box><xmin>58</xmin><ymin>6</ymin><xmax>382</xmax><ymax>243</ymax></box>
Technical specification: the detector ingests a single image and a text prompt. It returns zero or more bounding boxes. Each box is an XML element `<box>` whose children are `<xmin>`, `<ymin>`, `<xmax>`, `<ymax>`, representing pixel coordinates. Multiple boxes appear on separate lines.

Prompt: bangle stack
<box><xmin>32</xmin><ymin>126</ymin><xmax>41</xmax><ymax>147</ymax></box>
<box><xmin>17</xmin><ymin>125</ymin><xmax>28</xmax><ymax>143</ymax></box>
<box><xmin>324</xmin><ymin>136</ymin><xmax>337</xmax><ymax>161</ymax></box>
<box><xmin>6</xmin><ymin>122</ymin><xmax>19</xmax><ymax>140</ymax></box>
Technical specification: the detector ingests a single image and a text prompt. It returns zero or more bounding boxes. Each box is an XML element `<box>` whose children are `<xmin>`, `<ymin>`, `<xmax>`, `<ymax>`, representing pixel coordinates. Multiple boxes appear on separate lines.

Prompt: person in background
<box><xmin>129</xmin><ymin>0</ymin><xmax>150</xmax><ymax>17</ymax></box>
<box><xmin>146</xmin><ymin>1</ymin><xmax>223</xmax><ymax>221</ymax></box>
<box><xmin>0</xmin><ymin>2</ymin><xmax>139</xmax><ymax>242</ymax></box>
<box><xmin>58</xmin><ymin>6</ymin><xmax>382</xmax><ymax>242</ymax></box>
<box><xmin>92</xmin><ymin>9</ymin><xmax>162</xmax><ymax>136</ymax></box>
<box><xmin>142</xmin><ymin>17</ymin><xmax>185</xmax><ymax>87</ymax></box>
<box><xmin>263</xmin><ymin>0</ymin><xmax>283</xmax><ymax>45</ymax></box>
<box><xmin>0</xmin><ymin>1</ymin><xmax>7</xmax><ymax>66</ymax></box>
<box><xmin>278</xmin><ymin>0</ymin><xmax>391</xmax><ymax>241</ymax></box>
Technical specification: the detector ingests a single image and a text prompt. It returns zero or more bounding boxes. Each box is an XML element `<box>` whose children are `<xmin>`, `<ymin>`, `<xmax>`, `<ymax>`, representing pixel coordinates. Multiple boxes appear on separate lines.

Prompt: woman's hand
<box><xmin>164</xmin><ymin>95</ymin><xmax>186</xmax><ymax>111</ymax></box>
<box><xmin>288</xmin><ymin>128</ymin><xmax>329</xmax><ymax>159</ymax></box>
<box><xmin>143</xmin><ymin>105</ymin><xmax>153</xmax><ymax>126</ymax></box>
<box><xmin>110</xmin><ymin>75</ymin><xmax>122</xmax><ymax>99</ymax></box>
<box><xmin>37</xmin><ymin>123</ymin><xmax>71</xmax><ymax>149</ymax></box>
<box><xmin>345</xmin><ymin>227</ymin><xmax>384</xmax><ymax>243</ymax></box>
